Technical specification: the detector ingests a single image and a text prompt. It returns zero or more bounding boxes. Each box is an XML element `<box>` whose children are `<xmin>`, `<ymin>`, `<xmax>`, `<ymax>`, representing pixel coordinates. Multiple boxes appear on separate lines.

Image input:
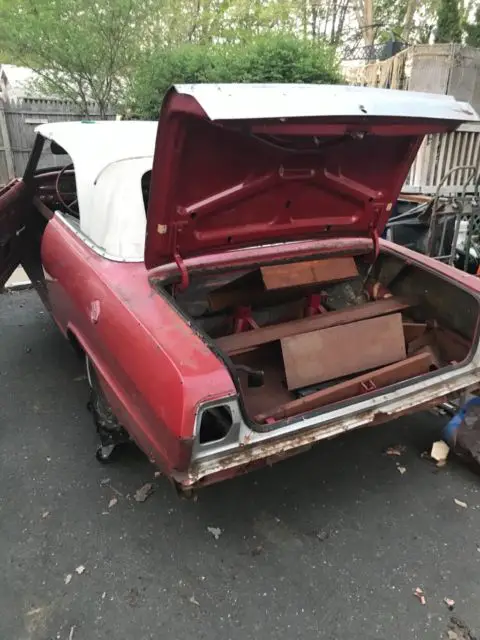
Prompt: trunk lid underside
<box><xmin>145</xmin><ymin>84</ymin><xmax>478</xmax><ymax>269</ymax></box>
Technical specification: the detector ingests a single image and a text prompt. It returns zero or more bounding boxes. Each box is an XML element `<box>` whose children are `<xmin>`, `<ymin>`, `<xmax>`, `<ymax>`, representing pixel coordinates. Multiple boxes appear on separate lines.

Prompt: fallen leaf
<box><xmin>64</xmin><ymin>574</ymin><xmax>72</xmax><ymax>585</ymax></box>
<box><xmin>75</xmin><ymin>565</ymin><xmax>85</xmax><ymax>575</ymax></box>
<box><xmin>431</xmin><ymin>440</ymin><xmax>450</xmax><ymax>463</ymax></box>
<box><xmin>134</xmin><ymin>483</ymin><xmax>154</xmax><ymax>503</ymax></box>
<box><xmin>444</xmin><ymin>597</ymin><xmax>456</xmax><ymax>611</ymax></box>
<box><xmin>189</xmin><ymin>595</ymin><xmax>200</xmax><ymax>606</ymax></box>
<box><xmin>414</xmin><ymin>587</ymin><xmax>426</xmax><ymax>605</ymax></box>
<box><xmin>385</xmin><ymin>445</ymin><xmax>406</xmax><ymax>456</ymax></box>
<box><xmin>207</xmin><ymin>526</ymin><xmax>222</xmax><ymax>540</ymax></box>
<box><xmin>454</xmin><ymin>499</ymin><xmax>468</xmax><ymax>509</ymax></box>
<box><xmin>108</xmin><ymin>497</ymin><xmax>118</xmax><ymax>509</ymax></box>
<box><xmin>397</xmin><ymin>465</ymin><xmax>407</xmax><ymax>475</ymax></box>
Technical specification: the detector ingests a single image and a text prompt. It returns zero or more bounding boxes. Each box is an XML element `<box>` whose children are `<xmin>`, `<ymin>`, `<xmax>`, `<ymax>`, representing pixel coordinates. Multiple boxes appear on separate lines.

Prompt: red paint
<box><xmin>145</xmin><ymin>88</ymin><xmax>456</xmax><ymax>268</ymax></box>
<box><xmin>40</xmin><ymin>218</ymin><xmax>235</xmax><ymax>474</ymax></box>
<box><xmin>304</xmin><ymin>293</ymin><xmax>328</xmax><ymax>316</ymax></box>
<box><xmin>233</xmin><ymin>306</ymin><xmax>258</xmax><ymax>333</ymax></box>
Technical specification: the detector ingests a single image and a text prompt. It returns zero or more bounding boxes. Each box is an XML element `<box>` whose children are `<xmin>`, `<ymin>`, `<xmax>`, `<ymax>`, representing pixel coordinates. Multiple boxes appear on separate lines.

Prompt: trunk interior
<box><xmin>163</xmin><ymin>251</ymin><xmax>480</xmax><ymax>430</ymax></box>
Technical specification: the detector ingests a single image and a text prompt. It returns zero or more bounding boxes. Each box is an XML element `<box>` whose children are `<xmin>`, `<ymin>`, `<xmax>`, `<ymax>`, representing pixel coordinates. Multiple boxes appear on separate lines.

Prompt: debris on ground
<box><xmin>414</xmin><ymin>587</ymin><xmax>426</xmax><ymax>605</ymax></box>
<box><xmin>207</xmin><ymin>526</ymin><xmax>222</xmax><ymax>540</ymax></box>
<box><xmin>315</xmin><ymin>530</ymin><xmax>331</xmax><ymax>542</ymax></box>
<box><xmin>189</xmin><ymin>595</ymin><xmax>200</xmax><ymax>606</ymax></box>
<box><xmin>68</xmin><ymin>625</ymin><xmax>76</xmax><ymax>640</ymax></box>
<box><xmin>108</xmin><ymin>497</ymin><xmax>118</xmax><ymax>509</ymax></box>
<box><xmin>397</xmin><ymin>464</ymin><xmax>407</xmax><ymax>474</ymax></box>
<box><xmin>64</xmin><ymin>574</ymin><xmax>72</xmax><ymax>585</ymax></box>
<box><xmin>41</xmin><ymin>511</ymin><xmax>49</xmax><ymax>519</ymax></box>
<box><xmin>385</xmin><ymin>445</ymin><xmax>406</xmax><ymax>456</ymax></box>
<box><xmin>134</xmin><ymin>483</ymin><xmax>154</xmax><ymax>503</ymax></box>
<box><xmin>251</xmin><ymin>545</ymin><xmax>263</xmax><ymax>556</ymax></box>
<box><xmin>431</xmin><ymin>440</ymin><xmax>450</xmax><ymax>466</ymax></box>
<box><xmin>444</xmin><ymin>597</ymin><xmax>456</xmax><ymax>611</ymax></box>
<box><xmin>454</xmin><ymin>498</ymin><xmax>468</xmax><ymax>509</ymax></box>
<box><xmin>154</xmin><ymin>471</ymin><xmax>162</xmax><ymax>478</ymax></box>
<box><xmin>75</xmin><ymin>565</ymin><xmax>86</xmax><ymax>575</ymax></box>
<box><xmin>447</xmin><ymin>616</ymin><xmax>477</xmax><ymax>640</ymax></box>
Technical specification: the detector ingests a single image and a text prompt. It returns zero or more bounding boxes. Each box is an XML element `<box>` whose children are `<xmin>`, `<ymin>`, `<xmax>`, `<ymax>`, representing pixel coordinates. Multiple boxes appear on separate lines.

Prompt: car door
<box><xmin>0</xmin><ymin>179</ymin><xmax>29</xmax><ymax>288</ymax></box>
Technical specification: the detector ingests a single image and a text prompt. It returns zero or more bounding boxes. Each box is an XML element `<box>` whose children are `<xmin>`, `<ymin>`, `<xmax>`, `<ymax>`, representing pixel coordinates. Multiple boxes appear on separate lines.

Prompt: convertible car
<box><xmin>2</xmin><ymin>83</ymin><xmax>480</xmax><ymax>492</ymax></box>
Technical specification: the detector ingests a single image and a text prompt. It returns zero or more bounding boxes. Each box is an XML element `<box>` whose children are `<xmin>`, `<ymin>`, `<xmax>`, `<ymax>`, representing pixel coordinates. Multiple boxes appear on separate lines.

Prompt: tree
<box><xmin>435</xmin><ymin>0</ymin><xmax>463</xmax><ymax>42</ymax></box>
<box><xmin>466</xmin><ymin>5</ymin><xmax>480</xmax><ymax>47</ymax></box>
<box><xmin>0</xmin><ymin>0</ymin><xmax>154</xmax><ymax>116</ymax></box>
<box><xmin>128</xmin><ymin>34</ymin><xmax>342</xmax><ymax>119</ymax></box>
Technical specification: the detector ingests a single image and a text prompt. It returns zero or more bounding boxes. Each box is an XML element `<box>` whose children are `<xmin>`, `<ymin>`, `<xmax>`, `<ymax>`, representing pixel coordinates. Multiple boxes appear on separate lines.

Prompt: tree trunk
<box><xmin>355</xmin><ymin>0</ymin><xmax>374</xmax><ymax>46</ymax></box>
<box><xmin>401</xmin><ymin>0</ymin><xmax>416</xmax><ymax>42</ymax></box>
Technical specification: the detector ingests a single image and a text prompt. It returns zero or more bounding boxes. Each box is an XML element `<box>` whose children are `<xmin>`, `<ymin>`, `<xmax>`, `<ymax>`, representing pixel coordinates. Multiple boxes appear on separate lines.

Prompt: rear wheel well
<box><xmin>66</xmin><ymin>329</ymin><xmax>84</xmax><ymax>358</ymax></box>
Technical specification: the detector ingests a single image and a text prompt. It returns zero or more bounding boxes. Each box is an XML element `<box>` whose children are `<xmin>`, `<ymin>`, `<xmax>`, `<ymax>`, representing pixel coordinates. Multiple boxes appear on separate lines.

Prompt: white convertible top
<box><xmin>36</xmin><ymin>120</ymin><xmax>156</xmax><ymax>260</ymax></box>
<box><xmin>35</xmin><ymin>85</ymin><xmax>479</xmax><ymax>261</ymax></box>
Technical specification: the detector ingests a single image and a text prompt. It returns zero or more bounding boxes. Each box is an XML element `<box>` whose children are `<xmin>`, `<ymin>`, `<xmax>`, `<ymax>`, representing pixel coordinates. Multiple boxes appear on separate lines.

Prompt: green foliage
<box><xmin>128</xmin><ymin>34</ymin><xmax>342</xmax><ymax>119</ymax></box>
<box><xmin>466</xmin><ymin>5</ymin><xmax>480</xmax><ymax>47</ymax></box>
<box><xmin>0</xmin><ymin>0</ymin><xmax>152</xmax><ymax>115</ymax></box>
<box><xmin>435</xmin><ymin>0</ymin><xmax>463</xmax><ymax>42</ymax></box>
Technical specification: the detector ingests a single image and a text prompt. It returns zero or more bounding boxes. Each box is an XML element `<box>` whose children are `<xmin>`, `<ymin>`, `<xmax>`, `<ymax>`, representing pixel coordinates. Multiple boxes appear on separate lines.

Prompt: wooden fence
<box><xmin>0</xmin><ymin>98</ymin><xmax>114</xmax><ymax>186</ymax></box>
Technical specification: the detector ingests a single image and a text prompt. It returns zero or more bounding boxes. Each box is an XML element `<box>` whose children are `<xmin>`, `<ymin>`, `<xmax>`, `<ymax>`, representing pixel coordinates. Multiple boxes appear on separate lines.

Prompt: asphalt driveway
<box><xmin>1</xmin><ymin>290</ymin><xmax>480</xmax><ymax>640</ymax></box>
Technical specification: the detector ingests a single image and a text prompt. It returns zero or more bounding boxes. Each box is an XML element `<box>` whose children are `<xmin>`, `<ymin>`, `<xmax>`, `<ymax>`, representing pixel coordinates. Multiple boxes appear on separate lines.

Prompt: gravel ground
<box><xmin>1</xmin><ymin>289</ymin><xmax>480</xmax><ymax>640</ymax></box>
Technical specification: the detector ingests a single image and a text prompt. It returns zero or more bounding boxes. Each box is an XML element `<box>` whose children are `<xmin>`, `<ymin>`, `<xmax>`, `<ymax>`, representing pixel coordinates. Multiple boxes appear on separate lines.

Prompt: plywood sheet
<box><xmin>281</xmin><ymin>313</ymin><xmax>406</xmax><ymax>390</ymax></box>
<box><xmin>261</xmin><ymin>257</ymin><xmax>358</xmax><ymax>290</ymax></box>
<box><xmin>217</xmin><ymin>297</ymin><xmax>413</xmax><ymax>356</ymax></box>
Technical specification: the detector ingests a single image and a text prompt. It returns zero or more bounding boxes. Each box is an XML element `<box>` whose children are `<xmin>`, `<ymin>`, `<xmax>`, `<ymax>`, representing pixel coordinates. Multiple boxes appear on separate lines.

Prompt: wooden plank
<box><xmin>216</xmin><ymin>297</ymin><xmax>414</xmax><ymax>356</ymax></box>
<box><xmin>403</xmin><ymin>322</ymin><xmax>427</xmax><ymax>343</ymax></box>
<box><xmin>281</xmin><ymin>313</ymin><xmax>406</xmax><ymax>390</ymax></box>
<box><xmin>255</xmin><ymin>352</ymin><xmax>433</xmax><ymax>423</ymax></box>
<box><xmin>261</xmin><ymin>257</ymin><xmax>358</xmax><ymax>290</ymax></box>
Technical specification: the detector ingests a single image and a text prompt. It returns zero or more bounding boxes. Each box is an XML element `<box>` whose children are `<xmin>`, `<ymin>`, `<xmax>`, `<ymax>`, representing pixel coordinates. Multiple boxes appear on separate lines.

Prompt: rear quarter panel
<box><xmin>41</xmin><ymin>217</ymin><xmax>235</xmax><ymax>473</ymax></box>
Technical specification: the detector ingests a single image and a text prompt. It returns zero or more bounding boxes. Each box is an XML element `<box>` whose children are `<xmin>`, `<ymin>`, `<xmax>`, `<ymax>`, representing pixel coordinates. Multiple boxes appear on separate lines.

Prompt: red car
<box><xmin>2</xmin><ymin>83</ymin><xmax>480</xmax><ymax>493</ymax></box>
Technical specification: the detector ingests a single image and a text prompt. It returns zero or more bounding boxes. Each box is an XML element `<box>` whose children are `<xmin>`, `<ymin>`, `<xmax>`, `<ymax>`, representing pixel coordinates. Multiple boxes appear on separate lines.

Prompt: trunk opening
<box><xmin>156</xmin><ymin>250</ymin><xmax>480</xmax><ymax>428</ymax></box>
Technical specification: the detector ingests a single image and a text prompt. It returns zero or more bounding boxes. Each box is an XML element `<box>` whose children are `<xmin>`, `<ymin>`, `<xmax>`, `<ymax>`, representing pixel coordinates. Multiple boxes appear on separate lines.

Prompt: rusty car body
<box><xmin>2</xmin><ymin>83</ymin><xmax>480</xmax><ymax>491</ymax></box>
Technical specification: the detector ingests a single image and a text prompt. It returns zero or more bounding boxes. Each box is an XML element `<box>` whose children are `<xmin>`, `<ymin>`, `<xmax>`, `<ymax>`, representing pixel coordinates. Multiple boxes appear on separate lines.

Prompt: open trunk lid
<box><xmin>145</xmin><ymin>84</ymin><xmax>479</xmax><ymax>269</ymax></box>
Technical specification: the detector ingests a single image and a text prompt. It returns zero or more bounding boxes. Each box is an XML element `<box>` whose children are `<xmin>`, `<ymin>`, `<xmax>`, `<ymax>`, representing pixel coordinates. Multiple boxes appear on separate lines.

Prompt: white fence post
<box><xmin>403</xmin><ymin>123</ymin><xmax>480</xmax><ymax>195</ymax></box>
<box><xmin>0</xmin><ymin>100</ymin><xmax>15</xmax><ymax>184</ymax></box>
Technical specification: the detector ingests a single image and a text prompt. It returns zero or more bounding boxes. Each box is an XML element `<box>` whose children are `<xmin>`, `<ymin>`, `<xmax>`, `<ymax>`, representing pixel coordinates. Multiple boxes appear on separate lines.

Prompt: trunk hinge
<box><xmin>174</xmin><ymin>251</ymin><xmax>189</xmax><ymax>292</ymax></box>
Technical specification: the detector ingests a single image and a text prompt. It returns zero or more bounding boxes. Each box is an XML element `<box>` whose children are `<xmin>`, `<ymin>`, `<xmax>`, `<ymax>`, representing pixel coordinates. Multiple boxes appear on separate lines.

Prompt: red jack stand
<box><xmin>304</xmin><ymin>293</ymin><xmax>328</xmax><ymax>317</ymax></box>
<box><xmin>233</xmin><ymin>306</ymin><xmax>258</xmax><ymax>333</ymax></box>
